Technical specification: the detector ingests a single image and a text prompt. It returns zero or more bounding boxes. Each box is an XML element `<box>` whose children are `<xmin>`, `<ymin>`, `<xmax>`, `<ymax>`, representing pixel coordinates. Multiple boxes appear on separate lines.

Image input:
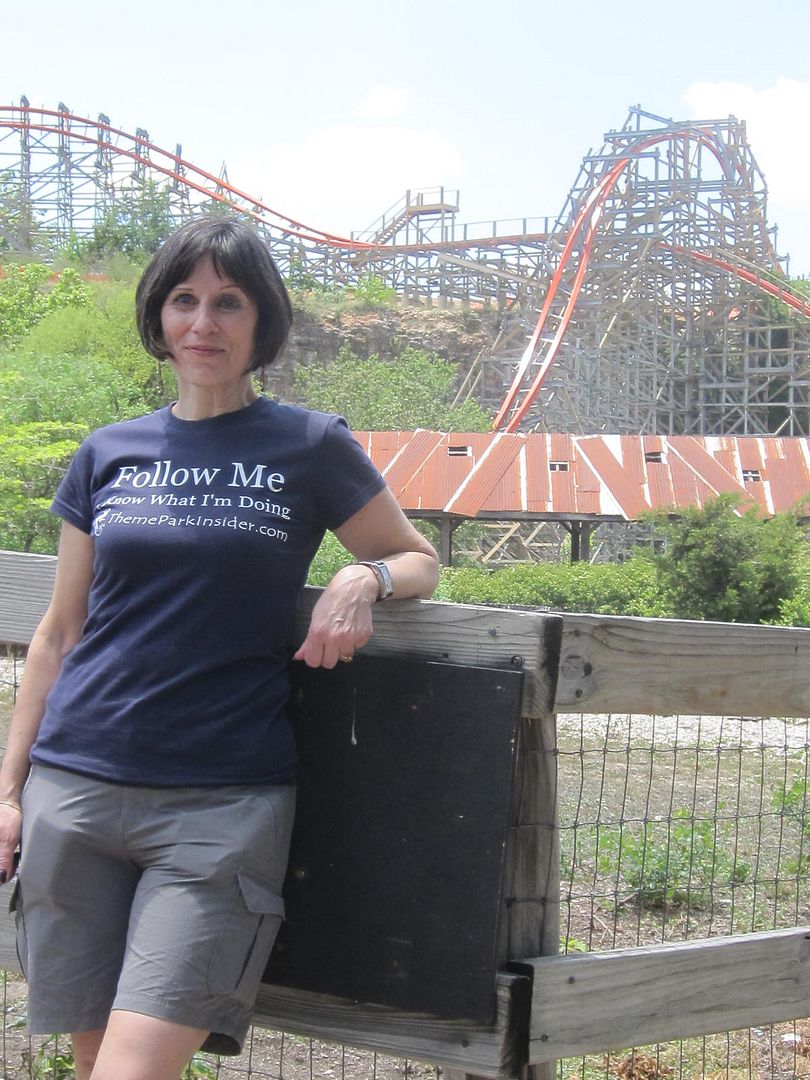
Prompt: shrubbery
<box><xmin>0</xmin><ymin>275</ymin><xmax>169</xmax><ymax>552</ymax></box>
<box><xmin>0</xmin><ymin>263</ymin><xmax>90</xmax><ymax>344</ymax></box>
<box><xmin>293</xmin><ymin>345</ymin><xmax>492</xmax><ymax>432</ymax></box>
<box><xmin>433</xmin><ymin>556</ymin><xmax>675</xmax><ymax>617</ymax></box>
<box><xmin>306</xmin><ymin>500</ymin><xmax>810</xmax><ymax>627</ymax></box>
<box><xmin>644</xmin><ymin>495</ymin><xmax>807</xmax><ymax>624</ymax></box>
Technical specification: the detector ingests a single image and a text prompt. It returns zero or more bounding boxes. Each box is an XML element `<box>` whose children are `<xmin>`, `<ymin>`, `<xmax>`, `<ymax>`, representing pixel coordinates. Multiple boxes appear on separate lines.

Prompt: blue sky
<box><xmin>5</xmin><ymin>0</ymin><xmax>810</xmax><ymax>272</ymax></box>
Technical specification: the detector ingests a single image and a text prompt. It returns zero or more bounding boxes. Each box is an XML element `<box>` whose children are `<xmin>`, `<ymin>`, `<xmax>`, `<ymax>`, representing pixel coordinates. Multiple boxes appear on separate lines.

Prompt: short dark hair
<box><xmin>136</xmin><ymin>217</ymin><xmax>293</xmax><ymax>371</ymax></box>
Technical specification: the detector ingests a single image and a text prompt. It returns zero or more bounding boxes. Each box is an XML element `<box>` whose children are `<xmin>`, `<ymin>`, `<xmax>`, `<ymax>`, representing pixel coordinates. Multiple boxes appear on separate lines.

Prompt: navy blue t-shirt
<box><xmin>31</xmin><ymin>397</ymin><xmax>386</xmax><ymax>786</ymax></box>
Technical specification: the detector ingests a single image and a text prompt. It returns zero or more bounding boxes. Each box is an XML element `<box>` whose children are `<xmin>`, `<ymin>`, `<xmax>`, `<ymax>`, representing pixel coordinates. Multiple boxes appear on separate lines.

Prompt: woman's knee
<box><xmin>88</xmin><ymin>1010</ymin><xmax>208</xmax><ymax>1080</ymax></box>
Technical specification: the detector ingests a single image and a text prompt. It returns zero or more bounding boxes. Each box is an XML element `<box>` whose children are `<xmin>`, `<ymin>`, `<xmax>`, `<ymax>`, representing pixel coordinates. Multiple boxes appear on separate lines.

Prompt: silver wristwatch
<box><xmin>357</xmin><ymin>560</ymin><xmax>394</xmax><ymax>601</ymax></box>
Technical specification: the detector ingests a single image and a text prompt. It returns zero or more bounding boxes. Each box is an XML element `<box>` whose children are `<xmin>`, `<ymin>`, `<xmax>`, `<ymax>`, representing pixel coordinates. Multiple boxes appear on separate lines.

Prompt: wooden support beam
<box><xmin>556</xmin><ymin>612</ymin><xmax>810</xmax><ymax>716</ymax></box>
<box><xmin>446</xmin><ymin>681</ymin><xmax>562</xmax><ymax>1080</ymax></box>
<box><xmin>294</xmin><ymin>590</ymin><xmax>563</xmax><ymax>720</ymax></box>
<box><xmin>523</xmin><ymin>928</ymin><xmax>810</xmax><ymax>1062</ymax></box>
<box><xmin>437</xmin><ymin>516</ymin><xmax>454</xmax><ymax>566</ymax></box>
<box><xmin>255</xmin><ymin>973</ymin><xmax>531</xmax><ymax>1078</ymax></box>
<box><xmin>1</xmin><ymin>552</ymin><xmax>562</xmax><ymax>721</ymax></box>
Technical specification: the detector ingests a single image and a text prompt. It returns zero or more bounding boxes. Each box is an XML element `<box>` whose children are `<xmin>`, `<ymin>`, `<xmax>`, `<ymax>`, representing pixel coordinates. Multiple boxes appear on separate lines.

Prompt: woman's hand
<box><xmin>294</xmin><ymin>488</ymin><xmax>439</xmax><ymax>669</ymax></box>
<box><xmin>0</xmin><ymin>802</ymin><xmax>22</xmax><ymax>885</ymax></box>
<box><xmin>293</xmin><ymin>565</ymin><xmax>379</xmax><ymax>668</ymax></box>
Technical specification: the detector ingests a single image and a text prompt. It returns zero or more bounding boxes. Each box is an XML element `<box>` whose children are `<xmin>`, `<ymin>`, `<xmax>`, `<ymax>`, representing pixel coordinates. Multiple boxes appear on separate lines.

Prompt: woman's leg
<box><xmin>88</xmin><ymin>1011</ymin><xmax>208</xmax><ymax>1080</ymax></box>
<box><xmin>19</xmin><ymin>768</ymin><xmax>139</xmax><ymax>1041</ymax></box>
<box><xmin>71</xmin><ymin>1029</ymin><xmax>105</xmax><ymax>1080</ymax></box>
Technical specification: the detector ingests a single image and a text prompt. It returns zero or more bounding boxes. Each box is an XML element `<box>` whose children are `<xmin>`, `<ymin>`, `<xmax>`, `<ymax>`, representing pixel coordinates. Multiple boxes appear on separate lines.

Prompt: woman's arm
<box><xmin>293</xmin><ymin>487</ymin><xmax>439</xmax><ymax>669</ymax></box>
<box><xmin>0</xmin><ymin>522</ymin><xmax>94</xmax><ymax>881</ymax></box>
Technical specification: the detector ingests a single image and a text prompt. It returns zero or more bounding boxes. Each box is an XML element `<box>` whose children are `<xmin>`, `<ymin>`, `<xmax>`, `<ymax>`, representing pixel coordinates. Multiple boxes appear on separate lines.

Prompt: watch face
<box><xmin>360</xmin><ymin>560</ymin><xmax>394</xmax><ymax>600</ymax></box>
<box><xmin>375</xmin><ymin>560</ymin><xmax>394</xmax><ymax>600</ymax></box>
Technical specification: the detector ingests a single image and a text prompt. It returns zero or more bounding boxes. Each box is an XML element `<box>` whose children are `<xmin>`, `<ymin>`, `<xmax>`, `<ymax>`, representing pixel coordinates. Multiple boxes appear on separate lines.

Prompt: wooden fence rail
<box><xmin>3</xmin><ymin>549</ymin><xmax>810</xmax><ymax>1079</ymax></box>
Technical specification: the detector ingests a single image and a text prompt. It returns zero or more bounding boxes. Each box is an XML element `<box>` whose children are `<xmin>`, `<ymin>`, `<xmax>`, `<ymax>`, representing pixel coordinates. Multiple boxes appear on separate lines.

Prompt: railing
<box><xmin>348</xmin><ymin>187</ymin><xmax>553</xmax><ymax>248</ymax></box>
<box><xmin>2</xmin><ymin>550</ymin><xmax>810</xmax><ymax>1079</ymax></box>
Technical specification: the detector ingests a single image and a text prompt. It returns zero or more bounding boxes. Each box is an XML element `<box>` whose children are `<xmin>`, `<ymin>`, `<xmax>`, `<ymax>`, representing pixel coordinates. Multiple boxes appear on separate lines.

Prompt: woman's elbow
<box><xmin>415</xmin><ymin>545</ymin><xmax>441</xmax><ymax>599</ymax></box>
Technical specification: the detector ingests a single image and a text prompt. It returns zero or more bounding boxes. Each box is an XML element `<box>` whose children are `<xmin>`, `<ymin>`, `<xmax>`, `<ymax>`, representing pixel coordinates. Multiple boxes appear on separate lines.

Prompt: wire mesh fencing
<box><xmin>556</xmin><ymin>710</ymin><xmax>810</xmax><ymax>1079</ymax></box>
<box><xmin>2</xmin><ymin>646</ymin><xmax>810</xmax><ymax>1078</ymax></box>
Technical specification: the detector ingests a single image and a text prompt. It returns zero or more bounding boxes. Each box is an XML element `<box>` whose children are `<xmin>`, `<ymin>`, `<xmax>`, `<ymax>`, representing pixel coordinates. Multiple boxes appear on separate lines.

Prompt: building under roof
<box><xmin>353</xmin><ymin>432</ymin><xmax>810</xmax><ymax>563</ymax></box>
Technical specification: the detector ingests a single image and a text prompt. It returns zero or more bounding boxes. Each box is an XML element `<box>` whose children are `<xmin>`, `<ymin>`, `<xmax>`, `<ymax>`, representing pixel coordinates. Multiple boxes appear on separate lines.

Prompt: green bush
<box><xmin>351</xmin><ymin>273</ymin><xmax>397</xmax><ymax>308</ymax></box>
<box><xmin>645</xmin><ymin>495</ymin><xmax>809</xmax><ymax>623</ymax></box>
<box><xmin>434</xmin><ymin>555</ymin><xmax>674</xmax><ymax>617</ymax></box>
<box><xmin>431</xmin><ymin>499</ymin><xmax>810</xmax><ymax>624</ymax></box>
<box><xmin>0</xmin><ymin>349</ymin><xmax>157</xmax><ymax>553</ymax></box>
<box><xmin>293</xmin><ymin>345</ymin><xmax>491</xmax><ymax>432</ymax></box>
<box><xmin>306</xmin><ymin>532</ymin><xmax>354</xmax><ymax>586</ymax></box>
<box><xmin>771</xmin><ymin>557</ymin><xmax>810</xmax><ymax>627</ymax></box>
<box><xmin>0</xmin><ymin>263</ymin><xmax>90</xmax><ymax>344</ymax></box>
<box><xmin>17</xmin><ymin>281</ymin><xmax>168</xmax><ymax>405</ymax></box>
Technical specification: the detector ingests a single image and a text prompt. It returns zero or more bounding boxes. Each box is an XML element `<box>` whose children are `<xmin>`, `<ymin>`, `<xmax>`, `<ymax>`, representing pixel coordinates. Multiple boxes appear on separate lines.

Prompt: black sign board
<box><xmin>264</xmin><ymin>654</ymin><xmax>523</xmax><ymax>1022</ymax></box>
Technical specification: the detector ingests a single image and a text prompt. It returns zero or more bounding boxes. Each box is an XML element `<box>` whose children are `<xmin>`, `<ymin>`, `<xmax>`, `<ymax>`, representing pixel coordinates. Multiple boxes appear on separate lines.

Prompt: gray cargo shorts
<box><xmin>14</xmin><ymin>763</ymin><xmax>295</xmax><ymax>1055</ymax></box>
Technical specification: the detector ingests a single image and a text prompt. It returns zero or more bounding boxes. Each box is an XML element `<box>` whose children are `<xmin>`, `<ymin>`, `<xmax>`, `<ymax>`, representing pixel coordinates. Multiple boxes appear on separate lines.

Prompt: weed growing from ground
<box><xmin>594</xmin><ymin>807</ymin><xmax>751</xmax><ymax>909</ymax></box>
<box><xmin>771</xmin><ymin>776</ymin><xmax>810</xmax><ymax>877</ymax></box>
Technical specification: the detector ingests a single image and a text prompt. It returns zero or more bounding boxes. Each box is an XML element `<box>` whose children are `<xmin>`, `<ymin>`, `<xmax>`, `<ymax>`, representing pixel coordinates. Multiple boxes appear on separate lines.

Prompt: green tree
<box><xmin>293</xmin><ymin>346</ymin><xmax>492</xmax><ymax>431</ymax></box>
<box><xmin>77</xmin><ymin>180</ymin><xmax>178</xmax><ymax>261</ymax></box>
<box><xmin>16</xmin><ymin>280</ymin><xmax>169</xmax><ymax>403</ymax></box>
<box><xmin>645</xmin><ymin>495</ymin><xmax>808</xmax><ymax>623</ymax></box>
<box><xmin>0</xmin><ymin>416</ymin><xmax>82</xmax><ymax>553</ymax></box>
<box><xmin>0</xmin><ymin>263</ymin><xmax>90</xmax><ymax>344</ymax></box>
<box><xmin>0</xmin><ymin>344</ymin><xmax>157</xmax><ymax>553</ymax></box>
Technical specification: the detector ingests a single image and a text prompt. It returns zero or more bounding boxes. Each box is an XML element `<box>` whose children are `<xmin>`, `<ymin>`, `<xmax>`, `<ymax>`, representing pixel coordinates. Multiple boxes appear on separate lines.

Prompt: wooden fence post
<box><xmin>447</xmin><ymin>621</ymin><xmax>562</xmax><ymax>1080</ymax></box>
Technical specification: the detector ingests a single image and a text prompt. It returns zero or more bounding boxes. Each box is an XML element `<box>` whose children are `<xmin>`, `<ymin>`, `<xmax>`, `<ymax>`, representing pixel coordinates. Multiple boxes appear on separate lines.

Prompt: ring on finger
<box><xmin>339</xmin><ymin>653</ymin><xmax>353</xmax><ymax>663</ymax></box>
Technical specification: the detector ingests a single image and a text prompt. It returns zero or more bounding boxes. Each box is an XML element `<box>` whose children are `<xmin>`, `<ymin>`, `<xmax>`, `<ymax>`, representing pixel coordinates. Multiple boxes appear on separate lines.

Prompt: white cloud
<box><xmin>682</xmin><ymin>77</ymin><xmax>810</xmax><ymax>273</ymax></box>
<box><xmin>355</xmin><ymin>85</ymin><xmax>410</xmax><ymax>120</ymax></box>
<box><xmin>230</xmin><ymin>122</ymin><xmax>464</xmax><ymax>237</ymax></box>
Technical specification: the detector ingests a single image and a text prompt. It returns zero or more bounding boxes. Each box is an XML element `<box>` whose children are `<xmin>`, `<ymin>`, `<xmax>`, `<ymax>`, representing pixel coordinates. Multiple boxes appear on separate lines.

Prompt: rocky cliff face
<box><xmin>261</xmin><ymin>300</ymin><xmax>499</xmax><ymax>402</ymax></box>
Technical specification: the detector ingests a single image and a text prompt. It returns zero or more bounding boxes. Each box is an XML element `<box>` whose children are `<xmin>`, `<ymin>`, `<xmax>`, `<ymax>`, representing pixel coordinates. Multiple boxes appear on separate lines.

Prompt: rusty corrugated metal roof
<box><xmin>353</xmin><ymin>432</ymin><xmax>810</xmax><ymax>520</ymax></box>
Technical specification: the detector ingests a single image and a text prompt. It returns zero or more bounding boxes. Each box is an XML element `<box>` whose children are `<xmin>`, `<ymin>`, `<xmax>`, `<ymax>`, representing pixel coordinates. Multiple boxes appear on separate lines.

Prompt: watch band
<box><xmin>357</xmin><ymin>560</ymin><xmax>394</xmax><ymax>601</ymax></box>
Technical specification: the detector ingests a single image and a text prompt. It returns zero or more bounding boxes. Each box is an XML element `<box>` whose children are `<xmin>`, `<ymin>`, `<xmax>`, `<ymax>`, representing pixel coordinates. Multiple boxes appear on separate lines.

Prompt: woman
<box><xmin>0</xmin><ymin>218</ymin><xmax>439</xmax><ymax>1080</ymax></box>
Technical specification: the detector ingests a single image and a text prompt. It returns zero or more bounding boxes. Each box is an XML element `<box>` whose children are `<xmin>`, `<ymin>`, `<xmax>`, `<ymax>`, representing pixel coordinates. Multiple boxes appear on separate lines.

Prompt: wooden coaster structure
<box><xmin>2</xmin><ymin>101</ymin><xmax>809</xmax><ymax>439</ymax></box>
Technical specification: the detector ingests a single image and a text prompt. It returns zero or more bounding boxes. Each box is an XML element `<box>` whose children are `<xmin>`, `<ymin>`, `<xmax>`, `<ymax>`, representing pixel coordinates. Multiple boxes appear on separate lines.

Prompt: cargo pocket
<box><xmin>8</xmin><ymin>880</ymin><xmax>27</xmax><ymax>979</ymax></box>
<box><xmin>208</xmin><ymin>868</ymin><xmax>285</xmax><ymax>1003</ymax></box>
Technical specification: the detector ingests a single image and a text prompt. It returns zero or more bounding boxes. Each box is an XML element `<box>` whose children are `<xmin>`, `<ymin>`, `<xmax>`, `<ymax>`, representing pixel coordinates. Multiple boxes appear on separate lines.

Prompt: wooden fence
<box><xmin>1</xmin><ymin>548</ymin><xmax>810</xmax><ymax>1080</ymax></box>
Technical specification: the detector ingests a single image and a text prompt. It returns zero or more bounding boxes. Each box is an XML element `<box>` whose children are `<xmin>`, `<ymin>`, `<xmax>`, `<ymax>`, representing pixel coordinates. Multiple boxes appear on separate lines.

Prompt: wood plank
<box><xmin>523</xmin><ymin>928</ymin><xmax>810</xmax><ymax>1062</ymax></box>
<box><xmin>556</xmin><ymin>613</ymin><xmax>810</xmax><ymax>716</ymax></box>
<box><xmin>10</xmin><ymin>551</ymin><xmax>810</xmax><ymax>720</ymax></box>
<box><xmin>294</xmin><ymin>593</ymin><xmax>562</xmax><ymax>721</ymax></box>
<box><xmin>0</xmin><ymin>550</ymin><xmax>56</xmax><ymax>647</ymax></box>
<box><xmin>0</xmin><ymin>551</ymin><xmax>561</xmax><ymax>721</ymax></box>
<box><xmin>446</xmin><ymin>704</ymin><xmax>562</xmax><ymax>1080</ymax></box>
<box><xmin>255</xmin><ymin>973</ymin><xmax>530</xmax><ymax>1079</ymax></box>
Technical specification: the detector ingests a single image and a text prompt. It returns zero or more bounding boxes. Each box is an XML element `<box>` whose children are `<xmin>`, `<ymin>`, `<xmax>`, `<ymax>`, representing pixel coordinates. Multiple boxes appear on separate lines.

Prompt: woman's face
<box><xmin>160</xmin><ymin>254</ymin><xmax>258</xmax><ymax>392</ymax></box>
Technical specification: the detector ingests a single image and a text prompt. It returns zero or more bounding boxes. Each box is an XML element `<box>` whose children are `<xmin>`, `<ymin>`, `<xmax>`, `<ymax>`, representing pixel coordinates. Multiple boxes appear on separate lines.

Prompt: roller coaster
<box><xmin>2</xmin><ymin>99</ymin><xmax>809</xmax><ymax>437</ymax></box>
